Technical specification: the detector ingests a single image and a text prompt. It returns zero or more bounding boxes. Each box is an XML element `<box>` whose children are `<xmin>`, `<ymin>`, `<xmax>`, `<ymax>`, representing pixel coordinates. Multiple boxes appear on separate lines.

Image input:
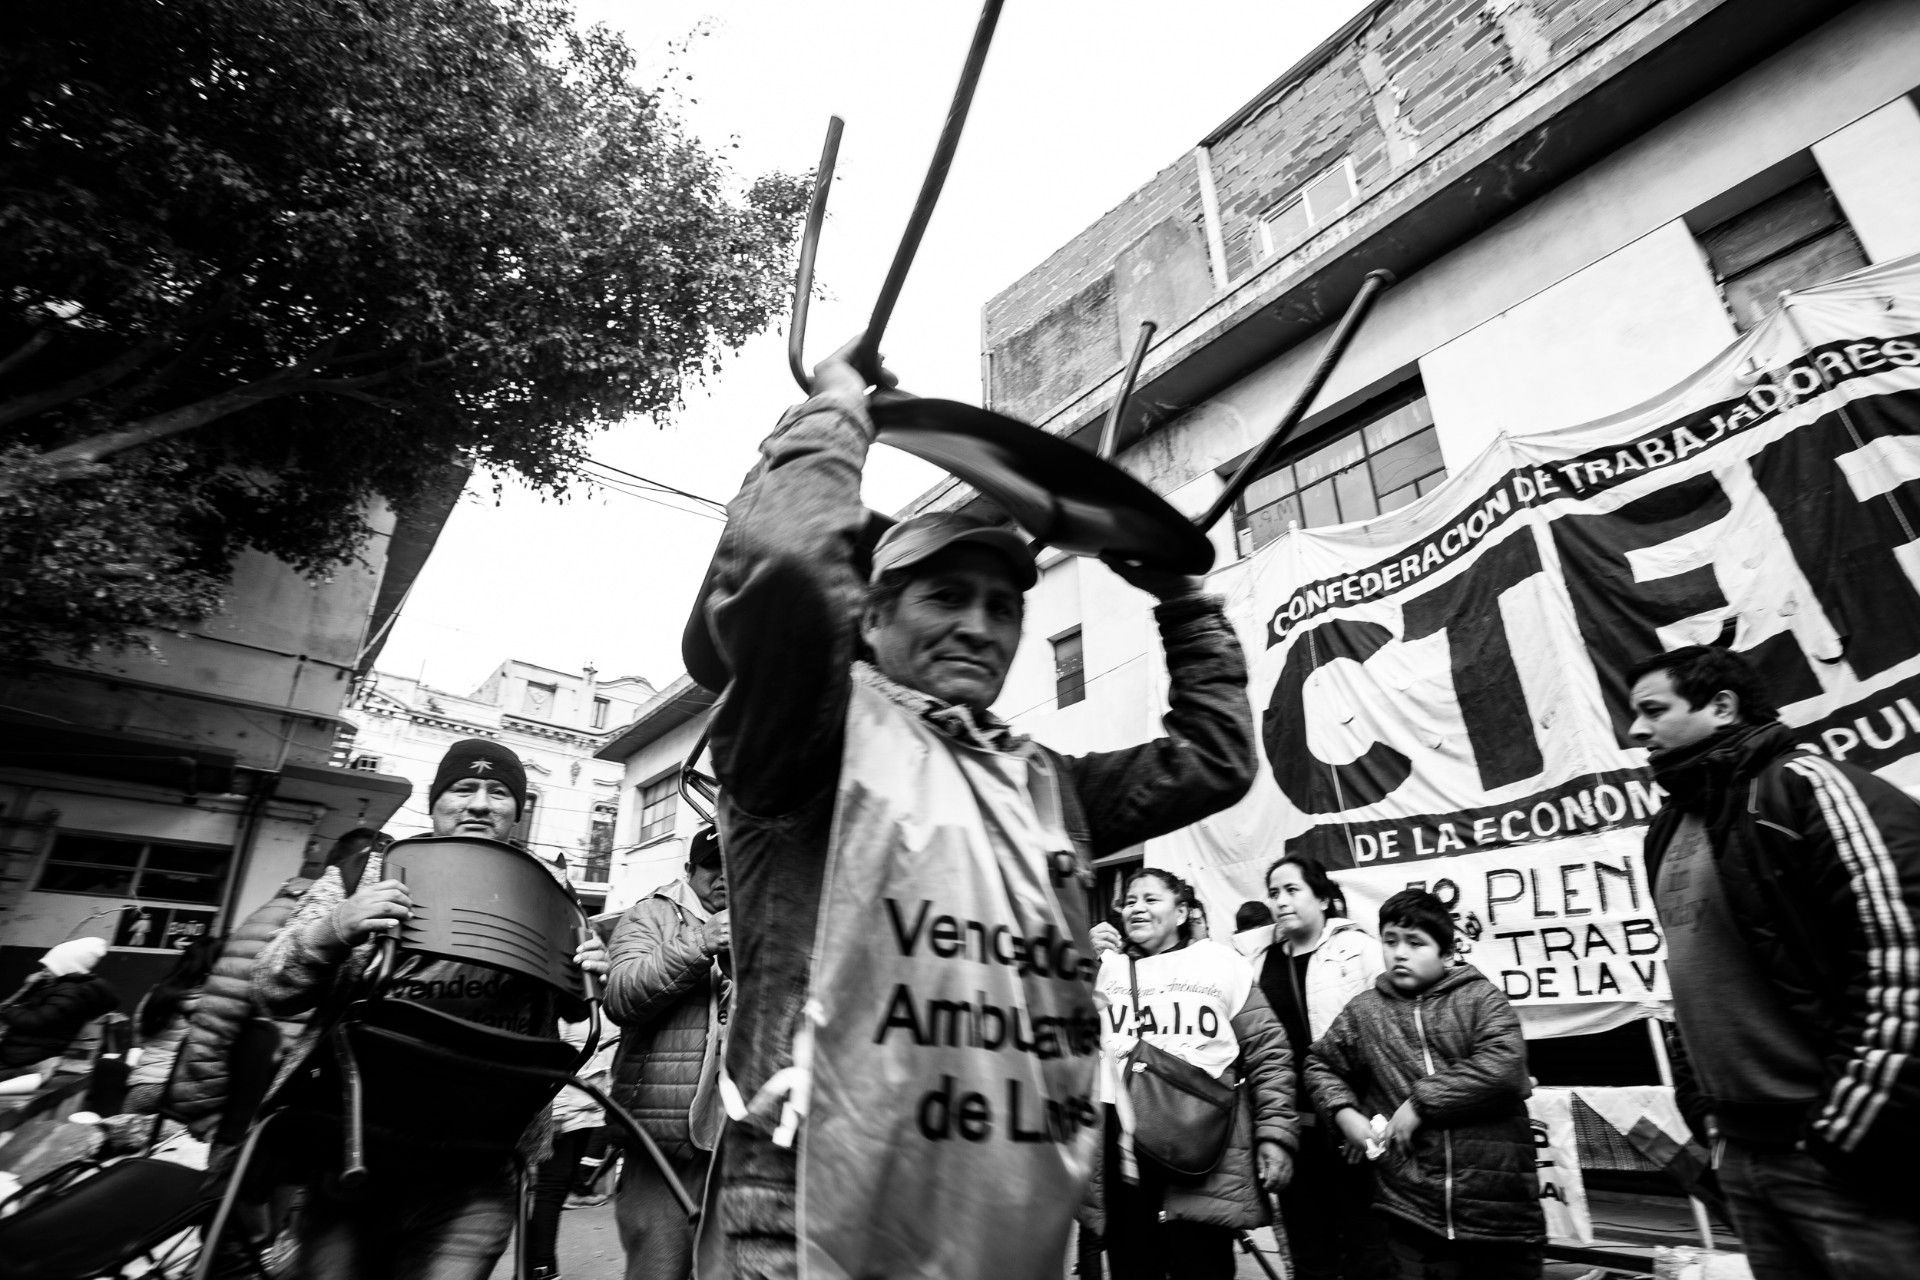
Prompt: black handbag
<box><xmin>1123</xmin><ymin>956</ymin><xmax>1237</xmax><ymax>1178</ymax></box>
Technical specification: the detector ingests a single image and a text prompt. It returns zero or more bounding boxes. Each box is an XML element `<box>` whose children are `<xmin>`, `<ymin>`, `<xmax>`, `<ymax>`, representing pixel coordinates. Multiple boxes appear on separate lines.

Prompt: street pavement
<box><xmin>484</xmin><ymin>1207</ymin><xmax>1604</xmax><ymax>1280</ymax></box>
<box><xmin>496</xmin><ymin>1208</ymin><xmax>1289</xmax><ymax>1280</ymax></box>
<box><xmin>489</xmin><ymin>1198</ymin><xmax>625</xmax><ymax>1280</ymax></box>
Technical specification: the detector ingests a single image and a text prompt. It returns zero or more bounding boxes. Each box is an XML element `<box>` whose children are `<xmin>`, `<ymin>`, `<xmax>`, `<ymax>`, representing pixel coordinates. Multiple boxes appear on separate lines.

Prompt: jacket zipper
<box><xmin>1412</xmin><ymin>999</ymin><xmax>1454</xmax><ymax>1239</ymax></box>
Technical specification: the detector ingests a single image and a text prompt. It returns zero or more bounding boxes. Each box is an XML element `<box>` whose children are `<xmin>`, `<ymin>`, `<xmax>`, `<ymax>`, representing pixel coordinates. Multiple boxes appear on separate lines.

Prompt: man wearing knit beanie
<box><xmin>250</xmin><ymin>736</ymin><xmax>609</xmax><ymax>1280</ymax></box>
<box><xmin>1</xmin><ymin>936</ymin><xmax>120</xmax><ymax>1072</ymax></box>
<box><xmin>427</xmin><ymin>738</ymin><xmax>528</xmax><ymax>832</ymax></box>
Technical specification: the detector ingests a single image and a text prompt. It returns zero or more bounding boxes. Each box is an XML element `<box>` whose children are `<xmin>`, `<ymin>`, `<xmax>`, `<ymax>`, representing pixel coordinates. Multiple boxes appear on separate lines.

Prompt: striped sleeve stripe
<box><xmin>1783</xmin><ymin>757</ymin><xmax>1920</xmax><ymax>1151</ymax></box>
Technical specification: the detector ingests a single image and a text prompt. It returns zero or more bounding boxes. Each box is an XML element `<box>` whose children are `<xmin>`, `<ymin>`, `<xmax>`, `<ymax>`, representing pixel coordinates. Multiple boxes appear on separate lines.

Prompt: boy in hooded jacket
<box><xmin>1306</xmin><ymin>890</ymin><xmax>1543</xmax><ymax>1280</ymax></box>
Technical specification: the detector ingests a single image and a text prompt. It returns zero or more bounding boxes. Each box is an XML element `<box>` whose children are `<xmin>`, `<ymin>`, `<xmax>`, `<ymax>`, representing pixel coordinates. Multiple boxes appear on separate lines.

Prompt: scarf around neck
<box><xmin>852</xmin><ymin>660</ymin><xmax>1029</xmax><ymax>755</ymax></box>
<box><xmin>1649</xmin><ymin>720</ymin><xmax>1797</xmax><ymax>813</ymax></box>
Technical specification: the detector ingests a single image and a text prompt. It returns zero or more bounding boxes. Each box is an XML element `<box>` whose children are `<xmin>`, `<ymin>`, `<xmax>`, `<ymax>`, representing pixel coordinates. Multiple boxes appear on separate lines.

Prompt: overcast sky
<box><xmin>374</xmin><ymin>0</ymin><xmax>1370</xmax><ymax>696</ymax></box>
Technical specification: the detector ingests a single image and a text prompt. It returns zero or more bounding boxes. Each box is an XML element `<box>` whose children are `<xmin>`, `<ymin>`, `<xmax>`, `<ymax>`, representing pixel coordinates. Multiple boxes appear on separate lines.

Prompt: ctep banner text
<box><xmin>1158</xmin><ymin>255</ymin><xmax>1920</xmax><ymax>1038</ymax></box>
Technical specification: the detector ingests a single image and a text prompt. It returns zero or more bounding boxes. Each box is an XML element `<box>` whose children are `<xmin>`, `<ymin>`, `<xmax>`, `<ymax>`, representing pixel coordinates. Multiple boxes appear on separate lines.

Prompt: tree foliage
<box><xmin>0</xmin><ymin>0</ymin><xmax>807</xmax><ymax>660</ymax></box>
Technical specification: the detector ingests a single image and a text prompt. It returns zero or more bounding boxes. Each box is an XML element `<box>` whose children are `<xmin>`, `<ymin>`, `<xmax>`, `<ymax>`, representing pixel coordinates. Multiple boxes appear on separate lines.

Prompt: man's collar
<box><xmin>1651</xmin><ymin>720</ymin><xmax>1798</xmax><ymax>811</ymax></box>
<box><xmin>853</xmin><ymin>661</ymin><xmax>1028</xmax><ymax>754</ymax></box>
<box><xmin>654</xmin><ymin>877</ymin><xmax>711</xmax><ymax>921</ymax></box>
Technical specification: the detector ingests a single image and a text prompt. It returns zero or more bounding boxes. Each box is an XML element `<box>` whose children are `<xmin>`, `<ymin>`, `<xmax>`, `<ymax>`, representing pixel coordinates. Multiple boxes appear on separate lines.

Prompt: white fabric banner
<box><xmin>1153</xmin><ymin>254</ymin><xmax>1920</xmax><ymax>1037</ymax></box>
<box><xmin>1527</xmin><ymin>1089</ymin><xmax>1594</xmax><ymax>1245</ymax></box>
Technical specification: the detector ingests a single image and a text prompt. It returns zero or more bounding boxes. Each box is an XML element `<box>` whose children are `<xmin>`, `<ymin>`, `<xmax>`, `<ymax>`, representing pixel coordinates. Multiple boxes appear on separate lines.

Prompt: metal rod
<box><xmin>1098</xmin><ymin>321</ymin><xmax>1158</xmax><ymax>460</ymax></box>
<box><xmin>1195</xmin><ymin>268</ymin><xmax>1395</xmax><ymax>534</ymax></box>
<box><xmin>857</xmin><ymin>0</ymin><xmax>1005</xmax><ymax>380</ymax></box>
<box><xmin>1646</xmin><ymin>1016</ymin><xmax>1719</xmax><ymax>1253</ymax></box>
<box><xmin>1234</xmin><ymin>1230</ymin><xmax>1285</xmax><ymax>1280</ymax></box>
<box><xmin>788</xmin><ymin>116</ymin><xmax>844</xmax><ymax>391</ymax></box>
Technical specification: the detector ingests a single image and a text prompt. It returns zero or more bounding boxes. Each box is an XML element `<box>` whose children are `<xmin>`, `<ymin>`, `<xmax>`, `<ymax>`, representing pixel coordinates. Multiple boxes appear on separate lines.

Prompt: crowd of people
<box><xmin>4</xmin><ymin>344</ymin><xmax>1916</xmax><ymax>1280</ymax></box>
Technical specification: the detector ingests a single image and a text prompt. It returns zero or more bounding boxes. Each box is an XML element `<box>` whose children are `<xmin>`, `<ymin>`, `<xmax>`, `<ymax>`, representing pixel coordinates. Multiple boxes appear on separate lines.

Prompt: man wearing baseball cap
<box><xmin>251</xmin><ymin>737</ymin><xmax>609</xmax><ymax>1280</ymax></box>
<box><xmin>690</xmin><ymin>336</ymin><xmax>1258</xmax><ymax>1280</ymax></box>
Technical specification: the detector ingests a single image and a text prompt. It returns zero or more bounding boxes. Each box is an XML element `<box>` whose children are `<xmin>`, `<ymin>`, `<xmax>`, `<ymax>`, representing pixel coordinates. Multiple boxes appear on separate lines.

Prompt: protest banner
<box><xmin>1527</xmin><ymin>1089</ymin><xmax>1594</xmax><ymax>1244</ymax></box>
<box><xmin>1158</xmin><ymin>254</ymin><xmax>1920</xmax><ymax>1037</ymax></box>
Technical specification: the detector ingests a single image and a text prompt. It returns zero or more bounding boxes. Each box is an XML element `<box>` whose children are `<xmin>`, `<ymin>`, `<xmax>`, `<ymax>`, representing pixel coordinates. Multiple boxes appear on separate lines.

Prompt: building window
<box><xmin>348</xmin><ymin>754</ymin><xmax>382</xmax><ymax>773</ymax></box>
<box><xmin>636</xmin><ymin>774</ymin><xmax>678</xmax><ymax>843</ymax></box>
<box><xmin>1698</xmin><ymin>176</ymin><xmax>1867</xmax><ymax>333</ymax></box>
<box><xmin>1232</xmin><ymin>385</ymin><xmax>1443</xmax><ymax>555</ymax></box>
<box><xmin>592</xmin><ymin>697</ymin><xmax>610</xmax><ymax>730</ymax></box>
<box><xmin>511</xmin><ymin>791</ymin><xmax>540</xmax><ymax>848</ymax></box>
<box><xmin>524</xmin><ymin>681</ymin><xmax>557</xmax><ymax>718</ymax></box>
<box><xmin>1053</xmin><ymin>629</ymin><xmax>1086</xmax><ymax>708</ymax></box>
<box><xmin>38</xmin><ymin>832</ymin><xmax>232</xmax><ymax>905</ymax></box>
<box><xmin>1257</xmin><ymin>158</ymin><xmax>1357</xmax><ymax>259</ymax></box>
<box><xmin>581</xmin><ymin>804</ymin><xmax>615</xmax><ymax>882</ymax></box>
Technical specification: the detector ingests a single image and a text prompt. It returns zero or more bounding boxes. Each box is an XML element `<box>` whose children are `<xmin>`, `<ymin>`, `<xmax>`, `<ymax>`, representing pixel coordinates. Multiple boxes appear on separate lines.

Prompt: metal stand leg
<box><xmin>514</xmin><ymin>1153</ymin><xmax>531</xmax><ymax>1280</ymax></box>
<box><xmin>332</xmin><ymin>1031</ymin><xmax>368</xmax><ymax>1191</ymax></box>
<box><xmin>192</xmin><ymin>1111</ymin><xmax>281</xmax><ymax>1280</ymax></box>
<box><xmin>1235</xmin><ymin>1230</ymin><xmax>1284</xmax><ymax>1280</ymax></box>
<box><xmin>569</xmin><ymin>1078</ymin><xmax>699</xmax><ymax>1220</ymax></box>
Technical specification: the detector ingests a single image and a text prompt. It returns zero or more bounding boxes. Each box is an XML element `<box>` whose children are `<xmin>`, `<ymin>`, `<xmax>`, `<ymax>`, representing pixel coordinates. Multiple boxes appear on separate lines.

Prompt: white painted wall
<box><xmin>605</xmin><ymin>712</ymin><xmax>710</xmax><ymax>914</ymax></box>
<box><xmin>1420</xmin><ymin>221</ymin><xmax>1737</xmax><ymax>463</ymax></box>
<box><xmin>1816</xmin><ymin>95</ymin><xmax>1920</xmax><ymax>265</ymax></box>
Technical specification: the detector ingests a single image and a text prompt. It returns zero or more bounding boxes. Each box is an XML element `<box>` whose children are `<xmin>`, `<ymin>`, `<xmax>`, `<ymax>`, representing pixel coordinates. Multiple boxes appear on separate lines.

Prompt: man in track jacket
<box><xmin>1631</xmin><ymin>645</ymin><xmax>1920</xmax><ymax>1280</ymax></box>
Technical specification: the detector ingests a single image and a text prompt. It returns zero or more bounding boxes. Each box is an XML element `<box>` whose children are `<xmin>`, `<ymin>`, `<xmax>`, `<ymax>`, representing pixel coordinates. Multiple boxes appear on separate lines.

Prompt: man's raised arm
<box><xmin>1061</xmin><ymin>560</ymin><xmax>1257</xmax><ymax>855</ymax></box>
<box><xmin>705</xmin><ymin>342</ymin><xmax>882</xmax><ymax>818</ymax></box>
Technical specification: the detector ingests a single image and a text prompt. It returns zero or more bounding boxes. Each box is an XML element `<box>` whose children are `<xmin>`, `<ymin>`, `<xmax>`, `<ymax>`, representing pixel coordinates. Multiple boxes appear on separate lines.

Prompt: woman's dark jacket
<box><xmin>1306</xmin><ymin>965</ymin><xmax>1543</xmax><ymax>1244</ymax></box>
<box><xmin>1082</xmin><ymin>968</ymin><xmax>1297</xmax><ymax>1234</ymax></box>
<box><xmin>1644</xmin><ymin>721</ymin><xmax>1920</xmax><ymax>1181</ymax></box>
<box><xmin>0</xmin><ymin>972</ymin><xmax>120</xmax><ymax>1068</ymax></box>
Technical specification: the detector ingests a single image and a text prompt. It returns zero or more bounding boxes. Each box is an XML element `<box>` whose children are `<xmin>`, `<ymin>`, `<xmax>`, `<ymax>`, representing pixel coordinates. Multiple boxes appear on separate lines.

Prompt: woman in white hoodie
<box><xmin>1249</xmin><ymin>854</ymin><xmax>1393</xmax><ymax>1280</ymax></box>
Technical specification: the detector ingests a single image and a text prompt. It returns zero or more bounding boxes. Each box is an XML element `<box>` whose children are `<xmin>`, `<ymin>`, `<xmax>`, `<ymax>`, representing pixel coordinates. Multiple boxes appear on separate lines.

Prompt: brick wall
<box><xmin>1209</xmin><ymin>39</ymin><xmax>1392</xmax><ymax>281</ymax></box>
<box><xmin>983</xmin><ymin>0</ymin><xmax>1649</xmax><ymax>423</ymax></box>
<box><xmin>983</xmin><ymin>156</ymin><xmax>1212</xmax><ymax>422</ymax></box>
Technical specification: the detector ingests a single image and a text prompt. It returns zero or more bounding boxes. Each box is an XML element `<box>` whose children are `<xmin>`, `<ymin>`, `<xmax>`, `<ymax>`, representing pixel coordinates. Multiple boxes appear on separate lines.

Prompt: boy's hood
<box><xmin>1372</xmin><ymin>961</ymin><xmax>1489</xmax><ymax>1001</ymax></box>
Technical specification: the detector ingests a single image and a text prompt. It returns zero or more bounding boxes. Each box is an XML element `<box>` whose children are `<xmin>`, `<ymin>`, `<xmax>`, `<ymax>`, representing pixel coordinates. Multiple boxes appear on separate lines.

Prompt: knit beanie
<box><xmin>429</xmin><ymin>738</ymin><xmax>528</xmax><ymax>818</ymax></box>
<box><xmin>43</xmin><ymin>937</ymin><xmax>108</xmax><ymax>977</ymax></box>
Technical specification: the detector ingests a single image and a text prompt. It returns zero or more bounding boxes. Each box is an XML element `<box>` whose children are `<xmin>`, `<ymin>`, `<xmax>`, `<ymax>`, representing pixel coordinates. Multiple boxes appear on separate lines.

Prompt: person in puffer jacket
<box><xmin>170</xmin><ymin>829</ymin><xmax>387</xmax><ymax>1137</ymax></box>
<box><xmin>604</xmin><ymin>828</ymin><xmax>728</xmax><ymax>1280</ymax></box>
<box><xmin>0</xmin><ymin>937</ymin><xmax>119</xmax><ymax>1075</ymax></box>
<box><xmin>1307</xmin><ymin>890</ymin><xmax>1543</xmax><ymax>1280</ymax></box>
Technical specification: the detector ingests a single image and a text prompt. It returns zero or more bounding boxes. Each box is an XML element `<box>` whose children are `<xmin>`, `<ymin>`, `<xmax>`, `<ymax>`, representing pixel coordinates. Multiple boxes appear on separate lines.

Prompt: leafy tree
<box><xmin>0</xmin><ymin>0</ymin><xmax>807</xmax><ymax>661</ymax></box>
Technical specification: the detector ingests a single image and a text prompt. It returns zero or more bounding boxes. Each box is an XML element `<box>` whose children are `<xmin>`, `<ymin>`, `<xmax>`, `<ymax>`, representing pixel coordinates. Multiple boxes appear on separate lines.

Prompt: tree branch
<box><xmin>34</xmin><ymin>344</ymin><xmax>403</xmax><ymax>477</ymax></box>
<box><xmin>38</xmin><ymin>368</ymin><xmax>307</xmax><ymax>478</ymax></box>
<box><xmin>0</xmin><ymin>330</ymin><xmax>55</xmax><ymax>382</ymax></box>
<box><xmin>0</xmin><ymin>336</ymin><xmax>171</xmax><ymax>430</ymax></box>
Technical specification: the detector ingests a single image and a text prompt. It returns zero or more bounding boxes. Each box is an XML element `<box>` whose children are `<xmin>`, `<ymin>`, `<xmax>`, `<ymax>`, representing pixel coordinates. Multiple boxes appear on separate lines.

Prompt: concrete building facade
<box><xmin>592</xmin><ymin>675</ymin><xmax>717</xmax><ymax>917</ymax></box>
<box><xmin>927</xmin><ymin>0</ymin><xmax>1920</xmax><ymax>911</ymax></box>
<box><xmin>0</xmin><ymin>475</ymin><xmax>462</xmax><ymax>997</ymax></box>
<box><xmin>344</xmin><ymin>660</ymin><xmax>655</xmax><ymax>913</ymax></box>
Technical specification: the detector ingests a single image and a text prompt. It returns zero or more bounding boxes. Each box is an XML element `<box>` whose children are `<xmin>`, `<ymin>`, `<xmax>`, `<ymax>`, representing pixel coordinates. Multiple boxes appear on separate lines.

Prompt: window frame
<box><xmin>1051</xmin><ymin>627</ymin><xmax>1087</xmax><ymax>709</ymax></box>
<box><xmin>1696</xmin><ymin>174</ymin><xmax>1868</xmax><ymax>334</ymax></box>
<box><xmin>36</xmin><ymin>830</ymin><xmax>235</xmax><ymax>907</ymax></box>
<box><xmin>635</xmin><ymin>772</ymin><xmax>680</xmax><ymax>844</ymax></box>
<box><xmin>1228</xmin><ymin>382</ymin><xmax>1443</xmax><ymax>556</ymax></box>
<box><xmin>1256</xmin><ymin>156</ymin><xmax>1358</xmax><ymax>259</ymax></box>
